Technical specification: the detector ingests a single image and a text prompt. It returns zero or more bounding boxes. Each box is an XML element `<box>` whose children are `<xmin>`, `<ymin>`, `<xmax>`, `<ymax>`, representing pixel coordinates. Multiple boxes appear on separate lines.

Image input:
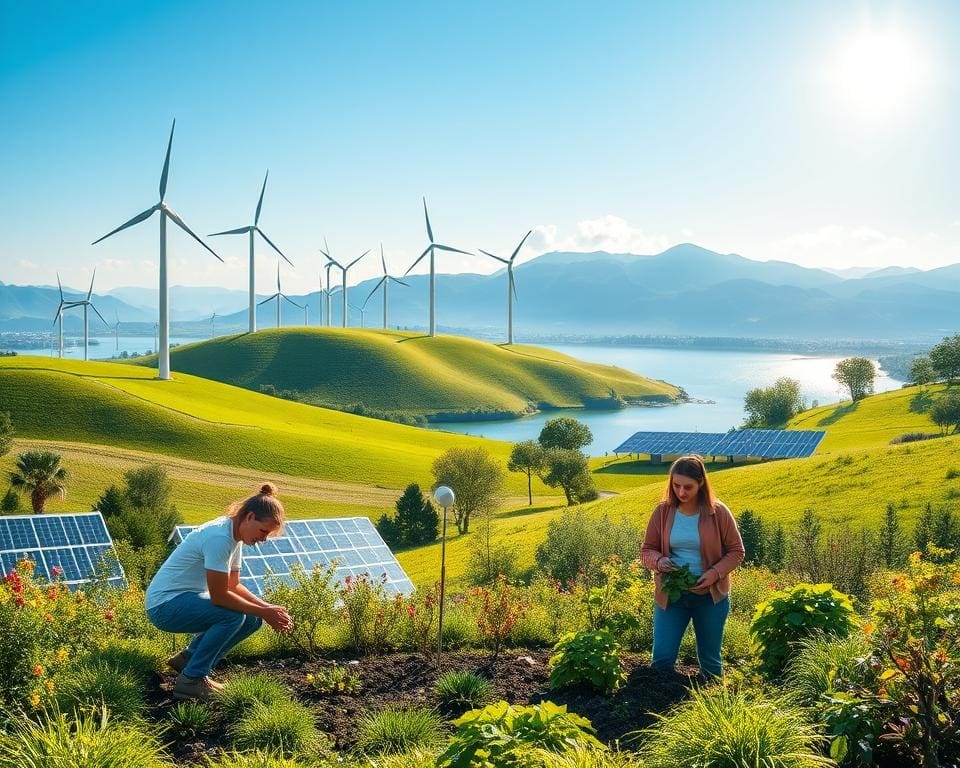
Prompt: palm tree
<box><xmin>10</xmin><ymin>451</ymin><xmax>68</xmax><ymax>514</ymax></box>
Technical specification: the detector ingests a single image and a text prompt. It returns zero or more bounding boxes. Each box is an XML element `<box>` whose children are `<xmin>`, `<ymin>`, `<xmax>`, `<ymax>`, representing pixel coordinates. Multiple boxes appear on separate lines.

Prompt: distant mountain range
<box><xmin>3</xmin><ymin>244</ymin><xmax>959</xmax><ymax>341</ymax></box>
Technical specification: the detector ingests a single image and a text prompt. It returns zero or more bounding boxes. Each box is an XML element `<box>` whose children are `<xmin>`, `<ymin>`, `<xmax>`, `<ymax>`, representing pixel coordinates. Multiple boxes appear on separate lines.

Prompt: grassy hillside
<box><xmin>130</xmin><ymin>328</ymin><xmax>681</xmax><ymax>418</ymax></box>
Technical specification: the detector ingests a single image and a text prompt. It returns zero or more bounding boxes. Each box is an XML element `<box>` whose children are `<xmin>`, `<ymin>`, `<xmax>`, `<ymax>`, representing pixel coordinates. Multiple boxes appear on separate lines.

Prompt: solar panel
<box><xmin>613</xmin><ymin>429</ymin><xmax>826</xmax><ymax>460</ymax></box>
<box><xmin>0</xmin><ymin>512</ymin><xmax>126</xmax><ymax>589</ymax></box>
<box><xmin>613</xmin><ymin>431</ymin><xmax>725</xmax><ymax>456</ymax></box>
<box><xmin>170</xmin><ymin>516</ymin><xmax>415</xmax><ymax>597</ymax></box>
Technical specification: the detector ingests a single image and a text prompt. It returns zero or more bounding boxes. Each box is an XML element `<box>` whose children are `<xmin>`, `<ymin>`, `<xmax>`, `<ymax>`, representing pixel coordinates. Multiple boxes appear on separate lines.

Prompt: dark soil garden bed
<box><xmin>148</xmin><ymin>650</ymin><xmax>699</xmax><ymax>762</ymax></box>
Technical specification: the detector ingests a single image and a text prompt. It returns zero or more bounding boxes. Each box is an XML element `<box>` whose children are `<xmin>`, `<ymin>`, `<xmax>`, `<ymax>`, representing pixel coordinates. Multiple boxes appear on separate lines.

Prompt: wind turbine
<box><xmin>479</xmin><ymin>230</ymin><xmax>532</xmax><ymax>345</ymax></box>
<box><xmin>210</xmin><ymin>312</ymin><xmax>217</xmax><ymax>339</ymax></box>
<box><xmin>257</xmin><ymin>264</ymin><xmax>303</xmax><ymax>328</ymax></box>
<box><xmin>365</xmin><ymin>244</ymin><xmax>408</xmax><ymax>329</ymax></box>
<box><xmin>52</xmin><ymin>273</ymin><xmax>81</xmax><ymax>358</ymax></box>
<box><xmin>92</xmin><ymin>119</ymin><xmax>222</xmax><ymax>380</ymax></box>
<box><xmin>322</xmin><ymin>254</ymin><xmax>336</xmax><ymax>327</ymax></box>
<box><xmin>320</xmin><ymin>241</ymin><xmax>368</xmax><ymax>327</ymax></box>
<box><xmin>404</xmin><ymin>198</ymin><xmax>471</xmax><ymax>336</ymax></box>
<box><xmin>113</xmin><ymin>310</ymin><xmax>121</xmax><ymax>353</ymax></box>
<box><xmin>349</xmin><ymin>301</ymin><xmax>367</xmax><ymax>328</ymax></box>
<box><xmin>69</xmin><ymin>270</ymin><xmax>108</xmax><ymax>361</ymax></box>
<box><xmin>209</xmin><ymin>170</ymin><xmax>292</xmax><ymax>333</ymax></box>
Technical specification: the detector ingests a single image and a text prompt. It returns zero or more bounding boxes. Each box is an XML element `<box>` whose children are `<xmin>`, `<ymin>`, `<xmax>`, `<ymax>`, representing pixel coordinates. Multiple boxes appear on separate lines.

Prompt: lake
<box><xmin>426</xmin><ymin>344</ymin><xmax>904</xmax><ymax>453</ymax></box>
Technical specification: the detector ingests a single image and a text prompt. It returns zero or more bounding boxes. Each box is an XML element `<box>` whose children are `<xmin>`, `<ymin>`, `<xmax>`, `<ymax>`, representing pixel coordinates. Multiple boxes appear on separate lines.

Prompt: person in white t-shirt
<box><xmin>146</xmin><ymin>483</ymin><xmax>294</xmax><ymax>700</ymax></box>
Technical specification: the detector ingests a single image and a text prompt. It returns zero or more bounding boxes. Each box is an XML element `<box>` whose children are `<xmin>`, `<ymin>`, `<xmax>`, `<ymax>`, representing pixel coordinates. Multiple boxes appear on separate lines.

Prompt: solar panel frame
<box><xmin>613</xmin><ymin>431</ymin><xmax>726</xmax><ymax>456</ymax></box>
<box><xmin>613</xmin><ymin>429</ymin><xmax>826</xmax><ymax>460</ymax></box>
<box><xmin>0</xmin><ymin>512</ymin><xmax>126</xmax><ymax>590</ymax></box>
<box><xmin>171</xmin><ymin>516</ymin><xmax>415</xmax><ymax>597</ymax></box>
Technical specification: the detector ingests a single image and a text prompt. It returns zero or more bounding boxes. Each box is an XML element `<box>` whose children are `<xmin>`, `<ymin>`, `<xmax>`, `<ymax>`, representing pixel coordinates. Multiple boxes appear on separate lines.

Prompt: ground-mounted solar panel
<box><xmin>0</xmin><ymin>512</ymin><xmax>126</xmax><ymax>589</ymax></box>
<box><xmin>613</xmin><ymin>431</ymin><xmax>725</xmax><ymax>456</ymax></box>
<box><xmin>709</xmin><ymin>428</ymin><xmax>826</xmax><ymax>459</ymax></box>
<box><xmin>170</xmin><ymin>517</ymin><xmax>415</xmax><ymax>597</ymax></box>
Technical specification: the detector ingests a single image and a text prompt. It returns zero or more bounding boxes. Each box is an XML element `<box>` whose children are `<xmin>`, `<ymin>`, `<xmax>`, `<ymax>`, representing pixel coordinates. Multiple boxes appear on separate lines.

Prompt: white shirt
<box><xmin>145</xmin><ymin>516</ymin><xmax>243</xmax><ymax>611</ymax></box>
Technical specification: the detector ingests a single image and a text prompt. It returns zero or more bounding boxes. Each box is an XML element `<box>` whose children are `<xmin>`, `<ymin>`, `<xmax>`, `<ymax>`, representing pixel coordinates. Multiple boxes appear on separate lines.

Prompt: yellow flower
<box><xmin>55</xmin><ymin>648</ymin><xmax>69</xmax><ymax>663</ymax></box>
<box><xmin>29</xmin><ymin>693</ymin><xmax>40</xmax><ymax>708</ymax></box>
<box><xmin>44</xmin><ymin>680</ymin><xmax>55</xmax><ymax>694</ymax></box>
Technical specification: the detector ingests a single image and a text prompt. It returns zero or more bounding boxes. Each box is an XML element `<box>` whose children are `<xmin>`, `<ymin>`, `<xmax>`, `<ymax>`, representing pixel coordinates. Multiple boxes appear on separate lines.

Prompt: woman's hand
<box><xmin>657</xmin><ymin>556</ymin><xmax>677</xmax><ymax>573</ymax></box>
<box><xmin>695</xmin><ymin>568</ymin><xmax>719</xmax><ymax>589</ymax></box>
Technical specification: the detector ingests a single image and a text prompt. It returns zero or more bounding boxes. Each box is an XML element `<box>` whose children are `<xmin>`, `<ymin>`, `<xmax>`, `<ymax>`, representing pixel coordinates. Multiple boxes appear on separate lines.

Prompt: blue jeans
<box><xmin>652</xmin><ymin>592</ymin><xmax>730</xmax><ymax>677</ymax></box>
<box><xmin>147</xmin><ymin>593</ymin><xmax>262</xmax><ymax>678</ymax></box>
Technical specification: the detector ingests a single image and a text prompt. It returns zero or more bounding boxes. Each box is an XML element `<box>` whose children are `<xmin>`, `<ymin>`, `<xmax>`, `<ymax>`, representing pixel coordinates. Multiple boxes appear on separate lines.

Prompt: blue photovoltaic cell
<box><xmin>613</xmin><ymin>431</ymin><xmax>726</xmax><ymax>456</ymax></box>
<box><xmin>171</xmin><ymin>516</ymin><xmax>415</xmax><ymax>597</ymax></box>
<box><xmin>613</xmin><ymin>429</ymin><xmax>826</xmax><ymax>460</ymax></box>
<box><xmin>0</xmin><ymin>513</ymin><xmax>125</xmax><ymax>589</ymax></box>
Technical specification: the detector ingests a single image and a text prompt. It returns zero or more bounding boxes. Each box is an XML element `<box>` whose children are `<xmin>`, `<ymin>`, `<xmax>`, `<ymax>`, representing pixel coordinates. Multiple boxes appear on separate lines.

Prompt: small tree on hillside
<box><xmin>9</xmin><ymin>450</ymin><xmax>68</xmax><ymax>514</ymax></box>
<box><xmin>0</xmin><ymin>412</ymin><xmax>13</xmax><ymax>458</ymax></box>
<box><xmin>508</xmin><ymin>440</ymin><xmax>545</xmax><ymax>506</ymax></box>
<box><xmin>930</xmin><ymin>393</ymin><xmax>960</xmax><ymax>435</ymax></box>
<box><xmin>786</xmin><ymin>509</ymin><xmax>823</xmax><ymax>581</ymax></box>
<box><xmin>124</xmin><ymin>465</ymin><xmax>173</xmax><ymax>512</ymax></box>
<box><xmin>929</xmin><ymin>334</ymin><xmax>960</xmax><ymax>382</ymax></box>
<box><xmin>376</xmin><ymin>513</ymin><xmax>401</xmax><ymax>548</ymax></box>
<box><xmin>538</xmin><ymin>417</ymin><xmax>593</xmax><ymax>451</ymax></box>
<box><xmin>832</xmin><ymin>357</ymin><xmax>876</xmax><ymax>402</ymax></box>
<box><xmin>909</xmin><ymin>356</ymin><xmax>935</xmax><ymax>389</ymax></box>
<box><xmin>914</xmin><ymin>503</ymin><xmax>935</xmax><ymax>554</ymax></box>
<box><xmin>876</xmin><ymin>503</ymin><xmax>906</xmax><ymax>568</ymax></box>
<box><xmin>743</xmin><ymin>378</ymin><xmax>805</xmax><ymax>427</ymax></box>
<box><xmin>93</xmin><ymin>485</ymin><xmax>127</xmax><ymax>519</ymax></box>
<box><xmin>737</xmin><ymin>509</ymin><xmax>766</xmax><ymax>565</ymax></box>
<box><xmin>766</xmin><ymin>523</ymin><xmax>786</xmax><ymax>572</ymax></box>
<box><xmin>431</xmin><ymin>447</ymin><xmax>504</xmax><ymax>535</ymax></box>
<box><xmin>542</xmin><ymin>448</ymin><xmax>595</xmax><ymax>506</ymax></box>
<box><xmin>1</xmin><ymin>488</ymin><xmax>22</xmax><ymax>514</ymax></box>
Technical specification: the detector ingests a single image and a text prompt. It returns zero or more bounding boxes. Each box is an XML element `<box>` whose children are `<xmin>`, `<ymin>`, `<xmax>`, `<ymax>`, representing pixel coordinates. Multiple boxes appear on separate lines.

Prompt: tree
<box><xmin>930</xmin><ymin>393</ymin><xmax>960</xmax><ymax>435</ymax></box>
<box><xmin>914</xmin><ymin>502</ymin><xmax>935</xmax><ymax>554</ymax></box>
<box><xmin>929</xmin><ymin>334</ymin><xmax>960</xmax><ymax>383</ymax></box>
<box><xmin>542</xmin><ymin>448</ymin><xmax>595</xmax><ymax>506</ymax></box>
<box><xmin>909</xmin><ymin>356</ymin><xmax>935</xmax><ymax>389</ymax></box>
<box><xmin>737</xmin><ymin>509</ymin><xmax>766</xmax><ymax>565</ymax></box>
<box><xmin>375</xmin><ymin>513</ymin><xmax>401</xmax><ymax>548</ymax></box>
<box><xmin>9</xmin><ymin>450</ymin><xmax>68</xmax><ymax>514</ymax></box>
<box><xmin>123</xmin><ymin>465</ymin><xmax>173</xmax><ymax>512</ymax></box>
<box><xmin>105</xmin><ymin>464</ymin><xmax>182</xmax><ymax>551</ymax></box>
<box><xmin>0</xmin><ymin>412</ymin><xmax>13</xmax><ymax>458</ymax></box>
<box><xmin>388</xmin><ymin>483</ymin><xmax>438</xmax><ymax>547</ymax></box>
<box><xmin>93</xmin><ymin>485</ymin><xmax>127</xmax><ymax>519</ymax></box>
<box><xmin>743</xmin><ymin>378</ymin><xmax>804</xmax><ymax>427</ymax></box>
<box><xmin>786</xmin><ymin>509</ymin><xmax>823</xmax><ymax>581</ymax></box>
<box><xmin>538</xmin><ymin>417</ymin><xmax>593</xmax><ymax>451</ymax></box>
<box><xmin>766</xmin><ymin>523</ymin><xmax>786</xmax><ymax>572</ymax></box>
<box><xmin>876</xmin><ymin>503</ymin><xmax>906</xmax><ymax>568</ymax></box>
<box><xmin>431</xmin><ymin>447</ymin><xmax>504</xmax><ymax>535</ymax></box>
<box><xmin>507</xmin><ymin>440</ymin><xmax>545</xmax><ymax>506</ymax></box>
<box><xmin>832</xmin><ymin>357</ymin><xmax>876</xmax><ymax>402</ymax></box>
<box><xmin>932</xmin><ymin>508</ymin><xmax>960</xmax><ymax>555</ymax></box>
<box><xmin>1</xmin><ymin>488</ymin><xmax>22</xmax><ymax>514</ymax></box>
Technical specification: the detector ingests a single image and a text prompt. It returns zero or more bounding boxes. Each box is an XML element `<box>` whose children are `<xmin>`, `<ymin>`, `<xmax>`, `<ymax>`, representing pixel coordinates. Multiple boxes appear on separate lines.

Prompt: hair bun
<box><xmin>259</xmin><ymin>482</ymin><xmax>277</xmax><ymax>496</ymax></box>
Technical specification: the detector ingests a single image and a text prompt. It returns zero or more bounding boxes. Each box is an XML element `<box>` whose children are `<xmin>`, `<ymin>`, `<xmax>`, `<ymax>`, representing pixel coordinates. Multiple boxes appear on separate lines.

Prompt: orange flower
<box><xmin>32</xmin><ymin>665</ymin><xmax>44</xmax><ymax>677</ymax></box>
<box><xmin>43</xmin><ymin>613</ymin><xmax>54</xmax><ymax>623</ymax></box>
<box><xmin>862</xmin><ymin>622</ymin><xmax>875</xmax><ymax>634</ymax></box>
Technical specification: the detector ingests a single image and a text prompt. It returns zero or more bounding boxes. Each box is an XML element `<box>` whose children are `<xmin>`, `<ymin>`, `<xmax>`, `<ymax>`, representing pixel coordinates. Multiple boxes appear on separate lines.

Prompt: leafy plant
<box><xmin>750</xmin><ymin>582</ymin><xmax>857</xmax><ymax>676</ymax></box>
<box><xmin>354</xmin><ymin>705</ymin><xmax>444</xmax><ymax>755</ymax></box>
<box><xmin>305</xmin><ymin>664</ymin><xmax>362</xmax><ymax>694</ymax></box>
<box><xmin>213</xmin><ymin>673</ymin><xmax>289</xmax><ymax>721</ymax></box>
<box><xmin>401</xmin><ymin>584</ymin><xmax>439</xmax><ymax>654</ymax></box>
<box><xmin>436</xmin><ymin>701</ymin><xmax>604</xmax><ymax>768</ymax></box>
<box><xmin>226</xmin><ymin>699</ymin><xmax>327</xmax><ymax>759</ymax></box>
<box><xmin>167</xmin><ymin>700</ymin><xmax>213</xmax><ymax>739</ymax></box>
<box><xmin>549</xmin><ymin>629</ymin><xmax>624</xmax><ymax>693</ymax></box>
<box><xmin>467</xmin><ymin>575</ymin><xmax>527</xmax><ymax>657</ymax></box>
<box><xmin>659</xmin><ymin>564</ymin><xmax>697</xmax><ymax>604</ymax></box>
<box><xmin>263</xmin><ymin>562</ymin><xmax>339</xmax><ymax>658</ymax></box>
<box><xmin>201</xmin><ymin>751</ymin><xmax>309</xmax><ymax>768</ymax></box>
<box><xmin>339</xmin><ymin>573</ymin><xmax>406</xmax><ymax>655</ymax></box>
<box><xmin>434</xmin><ymin>671</ymin><xmax>493</xmax><ymax>712</ymax></box>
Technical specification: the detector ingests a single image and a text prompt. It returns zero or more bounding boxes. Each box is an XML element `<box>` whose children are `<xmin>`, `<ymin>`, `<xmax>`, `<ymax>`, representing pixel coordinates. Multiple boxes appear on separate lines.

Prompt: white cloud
<box><xmin>16</xmin><ymin>259</ymin><xmax>40</xmax><ymax>270</ymax></box>
<box><xmin>768</xmin><ymin>224</ymin><xmax>913</xmax><ymax>269</ymax></box>
<box><xmin>527</xmin><ymin>215</ymin><xmax>670</xmax><ymax>260</ymax></box>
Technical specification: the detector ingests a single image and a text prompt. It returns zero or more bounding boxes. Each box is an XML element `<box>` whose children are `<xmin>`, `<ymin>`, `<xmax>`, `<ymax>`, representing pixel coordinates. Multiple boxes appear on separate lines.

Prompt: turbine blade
<box><xmin>365</xmin><ymin>276</ymin><xmax>387</xmax><ymax>304</ymax></box>
<box><xmin>256</xmin><ymin>228</ymin><xmax>293</xmax><ymax>266</ymax></box>
<box><xmin>159</xmin><ymin>119</ymin><xmax>175</xmax><ymax>202</ymax></box>
<box><xmin>90</xmin><ymin>302</ymin><xmax>107</xmax><ymax>325</ymax></box>
<box><xmin>52</xmin><ymin>301</ymin><xmax>64</xmax><ymax>324</ymax></box>
<box><xmin>276</xmin><ymin>263</ymin><xmax>281</xmax><ymax>292</ymax></box>
<box><xmin>257</xmin><ymin>294</ymin><xmax>277</xmax><ymax>307</ymax></box>
<box><xmin>381</xmin><ymin>243</ymin><xmax>387</xmax><ymax>275</ymax></box>
<box><xmin>388</xmin><ymin>276</ymin><xmax>409</xmax><ymax>287</ymax></box>
<box><xmin>282</xmin><ymin>294</ymin><xmax>303</xmax><ymax>309</ymax></box>
<box><xmin>511</xmin><ymin>270</ymin><xmax>518</xmax><ymax>300</ymax></box>
<box><xmin>87</xmin><ymin>268</ymin><xmax>96</xmax><ymax>300</ymax></box>
<box><xmin>404</xmin><ymin>246</ymin><xmax>431</xmax><ymax>276</ymax></box>
<box><xmin>510</xmin><ymin>230</ymin><xmax>533</xmax><ymax>262</ymax></box>
<box><xmin>422</xmin><ymin>197</ymin><xmax>434</xmax><ymax>242</ymax></box>
<box><xmin>433</xmin><ymin>243</ymin><xmax>471</xmax><ymax>256</ymax></box>
<box><xmin>346</xmin><ymin>250</ymin><xmax>369</xmax><ymax>270</ymax></box>
<box><xmin>479</xmin><ymin>248</ymin><xmax>508</xmax><ymax>264</ymax></box>
<box><xmin>57</xmin><ymin>272</ymin><xmax>64</xmax><ymax>300</ymax></box>
<box><xmin>209</xmin><ymin>226</ymin><xmax>252</xmax><ymax>237</ymax></box>
<box><xmin>164</xmin><ymin>206</ymin><xmax>224</xmax><ymax>262</ymax></box>
<box><xmin>255</xmin><ymin>170</ymin><xmax>268</xmax><ymax>225</ymax></box>
<box><xmin>92</xmin><ymin>204</ymin><xmax>159</xmax><ymax>244</ymax></box>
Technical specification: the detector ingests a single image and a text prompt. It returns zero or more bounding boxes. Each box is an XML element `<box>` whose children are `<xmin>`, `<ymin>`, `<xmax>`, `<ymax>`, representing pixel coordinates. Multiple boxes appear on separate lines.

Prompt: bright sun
<box><xmin>834</xmin><ymin>28</ymin><xmax>928</xmax><ymax>119</ymax></box>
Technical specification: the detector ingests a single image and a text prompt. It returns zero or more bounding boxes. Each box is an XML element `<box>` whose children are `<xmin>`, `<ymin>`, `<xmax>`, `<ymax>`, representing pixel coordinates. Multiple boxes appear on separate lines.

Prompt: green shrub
<box><xmin>549</xmin><ymin>629</ymin><xmax>624</xmax><ymax>693</ymax></box>
<box><xmin>339</xmin><ymin>574</ymin><xmax>407</xmax><ymax>655</ymax></box>
<box><xmin>727</xmin><ymin>566</ymin><xmax>792</xmax><ymax>617</ymax></box>
<box><xmin>201</xmin><ymin>752</ymin><xmax>312</xmax><ymax>768</ymax></box>
<box><xmin>354</xmin><ymin>706</ymin><xmax>444</xmax><ymax>755</ymax></box>
<box><xmin>720</xmin><ymin>615</ymin><xmax>753</xmax><ymax>663</ymax></box>
<box><xmin>227</xmin><ymin>700</ymin><xmax>327</xmax><ymax>758</ymax></box>
<box><xmin>535</xmin><ymin>511</ymin><xmax>639</xmax><ymax>586</ymax></box>
<box><xmin>437</xmin><ymin>701</ymin><xmax>604</xmax><ymax>768</ymax></box>
<box><xmin>0</xmin><ymin>705</ymin><xmax>172</xmax><ymax>768</ymax></box>
<box><xmin>306</xmin><ymin>664</ymin><xmax>361</xmax><ymax>694</ymax></box>
<box><xmin>637</xmin><ymin>686</ymin><xmax>832</xmax><ymax>768</ymax></box>
<box><xmin>264</xmin><ymin>563</ymin><xmax>339</xmax><ymax>658</ymax></box>
<box><xmin>750</xmin><ymin>582</ymin><xmax>857</xmax><ymax>676</ymax></box>
<box><xmin>439</xmin><ymin>604</ymin><xmax>480</xmax><ymax>649</ymax></box>
<box><xmin>55</xmin><ymin>661</ymin><xmax>147</xmax><ymax>722</ymax></box>
<box><xmin>213</xmin><ymin>673</ymin><xmax>289</xmax><ymax>721</ymax></box>
<box><xmin>434</xmin><ymin>671</ymin><xmax>493</xmax><ymax>712</ymax></box>
<box><xmin>167</xmin><ymin>700</ymin><xmax>213</xmax><ymax>739</ymax></box>
<box><xmin>784</xmin><ymin>632</ymin><xmax>875</xmax><ymax>707</ymax></box>
<box><xmin>83</xmin><ymin>637</ymin><xmax>165</xmax><ymax>681</ymax></box>
<box><xmin>658</xmin><ymin>565</ymin><xmax>697</xmax><ymax>604</ymax></box>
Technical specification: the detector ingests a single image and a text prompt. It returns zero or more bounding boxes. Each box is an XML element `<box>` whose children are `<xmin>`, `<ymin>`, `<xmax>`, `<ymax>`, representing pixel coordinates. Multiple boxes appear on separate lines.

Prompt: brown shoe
<box><xmin>172</xmin><ymin>674</ymin><xmax>217</xmax><ymax>701</ymax></box>
<box><xmin>166</xmin><ymin>651</ymin><xmax>190</xmax><ymax>674</ymax></box>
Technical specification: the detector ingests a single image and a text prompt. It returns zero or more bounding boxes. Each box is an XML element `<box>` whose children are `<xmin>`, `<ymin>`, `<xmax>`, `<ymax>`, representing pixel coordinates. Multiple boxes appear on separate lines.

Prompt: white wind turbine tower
<box><xmin>69</xmin><ymin>270</ymin><xmax>108</xmax><ymax>361</ymax></box>
<box><xmin>404</xmin><ymin>198</ymin><xmax>471</xmax><ymax>337</ymax></box>
<box><xmin>208</xmin><ymin>170</ymin><xmax>292</xmax><ymax>333</ymax></box>
<box><xmin>92</xmin><ymin>119</ymin><xmax>222</xmax><ymax>381</ymax></box>
<box><xmin>320</xmin><ymin>241</ymin><xmax>368</xmax><ymax>327</ymax></box>
<box><xmin>322</xmin><ymin>256</ymin><xmax>337</xmax><ymax>327</ymax></box>
<box><xmin>112</xmin><ymin>310</ymin><xmax>121</xmax><ymax>353</ymax></box>
<box><xmin>479</xmin><ymin>230</ymin><xmax>531</xmax><ymax>345</ymax></box>
<box><xmin>52</xmin><ymin>273</ymin><xmax>81</xmax><ymax>358</ymax></box>
<box><xmin>210</xmin><ymin>312</ymin><xmax>217</xmax><ymax>339</ymax></box>
<box><xmin>349</xmin><ymin>301</ymin><xmax>367</xmax><ymax>328</ymax></box>
<box><xmin>257</xmin><ymin>264</ymin><xmax>303</xmax><ymax>328</ymax></box>
<box><xmin>365</xmin><ymin>244</ymin><xmax>408</xmax><ymax>329</ymax></box>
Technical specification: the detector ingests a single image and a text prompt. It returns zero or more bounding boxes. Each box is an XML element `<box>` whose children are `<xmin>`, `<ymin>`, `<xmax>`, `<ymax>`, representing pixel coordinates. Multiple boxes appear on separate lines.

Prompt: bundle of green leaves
<box><xmin>659</xmin><ymin>564</ymin><xmax>698</xmax><ymax>603</ymax></box>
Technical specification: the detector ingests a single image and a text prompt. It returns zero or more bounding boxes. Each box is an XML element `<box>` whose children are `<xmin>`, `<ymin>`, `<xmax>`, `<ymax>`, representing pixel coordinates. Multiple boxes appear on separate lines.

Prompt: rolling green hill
<box><xmin>129</xmin><ymin>329</ymin><xmax>681</xmax><ymax>418</ymax></box>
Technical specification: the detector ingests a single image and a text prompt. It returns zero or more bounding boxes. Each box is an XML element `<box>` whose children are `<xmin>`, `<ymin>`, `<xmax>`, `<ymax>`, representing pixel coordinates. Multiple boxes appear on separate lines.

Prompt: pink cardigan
<box><xmin>641</xmin><ymin>500</ymin><xmax>745</xmax><ymax>610</ymax></box>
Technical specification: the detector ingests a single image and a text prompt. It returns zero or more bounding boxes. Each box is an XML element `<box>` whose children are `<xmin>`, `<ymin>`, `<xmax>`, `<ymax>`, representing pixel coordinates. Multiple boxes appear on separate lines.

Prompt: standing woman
<box><xmin>146</xmin><ymin>483</ymin><xmax>294</xmax><ymax>700</ymax></box>
<box><xmin>641</xmin><ymin>456</ymin><xmax>744</xmax><ymax>678</ymax></box>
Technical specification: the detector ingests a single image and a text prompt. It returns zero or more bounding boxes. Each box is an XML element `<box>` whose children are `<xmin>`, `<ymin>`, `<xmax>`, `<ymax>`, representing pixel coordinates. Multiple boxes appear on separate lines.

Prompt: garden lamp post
<box><xmin>434</xmin><ymin>485</ymin><xmax>455</xmax><ymax>660</ymax></box>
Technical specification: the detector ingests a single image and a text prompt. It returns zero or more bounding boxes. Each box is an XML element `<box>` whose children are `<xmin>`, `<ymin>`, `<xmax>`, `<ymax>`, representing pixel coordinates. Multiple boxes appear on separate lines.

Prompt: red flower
<box><xmin>51</xmin><ymin>566</ymin><xmax>63</xmax><ymax>578</ymax></box>
<box><xmin>103</xmin><ymin>609</ymin><xmax>115</xmax><ymax>621</ymax></box>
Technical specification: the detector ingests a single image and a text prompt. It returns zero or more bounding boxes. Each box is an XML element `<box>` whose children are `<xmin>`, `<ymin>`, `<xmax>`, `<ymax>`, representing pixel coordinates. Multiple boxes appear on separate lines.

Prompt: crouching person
<box><xmin>145</xmin><ymin>483</ymin><xmax>294</xmax><ymax>700</ymax></box>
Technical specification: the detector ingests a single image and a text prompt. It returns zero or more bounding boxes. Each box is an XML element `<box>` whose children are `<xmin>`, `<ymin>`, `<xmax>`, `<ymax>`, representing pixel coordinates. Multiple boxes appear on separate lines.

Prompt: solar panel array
<box><xmin>0</xmin><ymin>512</ymin><xmax>126</xmax><ymax>589</ymax></box>
<box><xmin>171</xmin><ymin>516</ymin><xmax>415</xmax><ymax>597</ymax></box>
<box><xmin>613</xmin><ymin>429</ymin><xmax>826</xmax><ymax>459</ymax></box>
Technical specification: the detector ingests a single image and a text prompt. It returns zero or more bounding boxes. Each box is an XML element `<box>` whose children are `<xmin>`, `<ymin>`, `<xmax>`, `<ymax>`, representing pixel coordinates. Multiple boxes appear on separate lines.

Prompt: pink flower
<box><xmin>51</xmin><ymin>566</ymin><xmax>63</xmax><ymax>578</ymax></box>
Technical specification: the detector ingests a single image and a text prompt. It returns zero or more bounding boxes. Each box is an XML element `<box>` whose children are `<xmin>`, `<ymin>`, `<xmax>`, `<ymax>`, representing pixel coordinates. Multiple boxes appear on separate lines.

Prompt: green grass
<box><xmin>128</xmin><ymin>328</ymin><xmax>681</xmax><ymax>417</ymax></box>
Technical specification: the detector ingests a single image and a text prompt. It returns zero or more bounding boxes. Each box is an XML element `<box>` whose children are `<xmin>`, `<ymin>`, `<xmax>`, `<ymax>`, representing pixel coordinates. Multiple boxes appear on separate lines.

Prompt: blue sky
<box><xmin>2</xmin><ymin>0</ymin><xmax>959</xmax><ymax>291</ymax></box>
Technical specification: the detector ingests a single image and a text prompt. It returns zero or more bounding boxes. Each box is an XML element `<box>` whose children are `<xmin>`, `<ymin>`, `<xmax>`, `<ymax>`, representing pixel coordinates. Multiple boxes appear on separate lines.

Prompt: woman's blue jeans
<box><xmin>147</xmin><ymin>593</ymin><xmax>262</xmax><ymax>678</ymax></box>
<box><xmin>652</xmin><ymin>592</ymin><xmax>730</xmax><ymax>677</ymax></box>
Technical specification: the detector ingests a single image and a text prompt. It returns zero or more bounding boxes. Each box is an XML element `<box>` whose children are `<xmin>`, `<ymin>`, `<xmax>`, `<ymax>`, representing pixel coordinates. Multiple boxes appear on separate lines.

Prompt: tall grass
<box><xmin>226</xmin><ymin>700</ymin><xmax>327</xmax><ymax>758</ymax></box>
<box><xmin>354</xmin><ymin>706</ymin><xmax>445</xmax><ymax>755</ymax></box>
<box><xmin>785</xmin><ymin>632</ymin><xmax>875</xmax><ymax>707</ymax></box>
